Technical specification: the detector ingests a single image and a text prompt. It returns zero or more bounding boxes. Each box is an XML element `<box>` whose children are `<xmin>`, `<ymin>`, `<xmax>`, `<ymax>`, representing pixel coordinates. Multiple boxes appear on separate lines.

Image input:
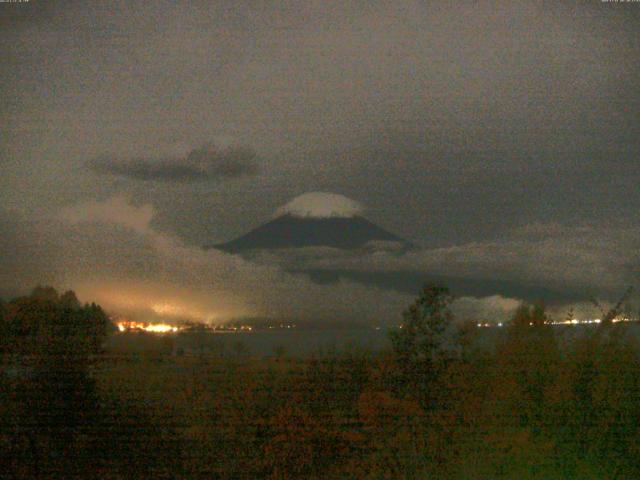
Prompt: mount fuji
<box><xmin>206</xmin><ymin>193</ymin><xmax>582</xmax><ymax>303</ymax></box>
<box><xmin>208</xmin><ymin>192</ymin><xmax>412</xmax><ymax>253</ymax></box>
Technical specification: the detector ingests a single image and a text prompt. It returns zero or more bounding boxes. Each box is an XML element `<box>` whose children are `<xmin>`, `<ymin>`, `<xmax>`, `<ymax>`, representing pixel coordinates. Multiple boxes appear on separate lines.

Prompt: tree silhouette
<box><xmin>590</xmin><ymin>286</ymin><xmax>634</xmax><ymax>324</ymax></box>
<box><xmin>1</xmin><ymin>286</ymin><xmax>115</xmax><ymax>477</ymax></box>
<box><xmin>510</xmin><ymin>301</ymin><xmax>548</xmax><ymax>328</ymax></box>
<box><xmin>389</xmin><ymin>285</ymin><xmax>454</xmax><ymax>403</ymax></box>
<box><xmin>390</xmin><ymin>285</ymin><xmax>453</xmax><ymax>365</ymax></box>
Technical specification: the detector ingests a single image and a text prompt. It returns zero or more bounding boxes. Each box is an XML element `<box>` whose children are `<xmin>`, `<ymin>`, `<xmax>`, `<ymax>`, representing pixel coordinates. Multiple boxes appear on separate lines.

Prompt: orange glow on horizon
<box><xmin>116</xmin><ymin>320</ymin><xmax>179</xmax><ymax>333</ymax></box>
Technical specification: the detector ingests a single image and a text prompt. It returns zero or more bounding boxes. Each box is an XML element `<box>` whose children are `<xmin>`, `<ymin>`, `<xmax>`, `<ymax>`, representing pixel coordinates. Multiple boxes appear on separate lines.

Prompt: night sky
<box><xmin>1</xmin><ymin>1</ymin><xmax>639</xmax><ymax>324</ymax></box>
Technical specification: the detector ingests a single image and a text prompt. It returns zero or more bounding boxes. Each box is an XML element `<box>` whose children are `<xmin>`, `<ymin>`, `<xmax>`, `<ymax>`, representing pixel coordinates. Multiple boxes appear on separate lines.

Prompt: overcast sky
<box><xmin>1</xmin><ymin>1</ymin><xmax>638</xmax><ymax>322</ymax></box>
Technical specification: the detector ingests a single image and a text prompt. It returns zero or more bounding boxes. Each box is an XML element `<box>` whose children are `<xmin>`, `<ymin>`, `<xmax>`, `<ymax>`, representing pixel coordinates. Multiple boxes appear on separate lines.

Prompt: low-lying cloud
<box><xmin>61</xmin><ymin>195</ymin><xmax>154</xmax><ymax>235</ymax></box>
<box><xmin>242</xmin><ymin>222</ymin><xmax>640</xmax><ymax>304</ymax></box>
<box><xmin>91</xmin><ymin>143</ymin><xmax>259</xmax><ymax>182</ymax></box>
<box><xmin>0</xmin><ymin>196</ymin><xmax>411</xmax><ymax>325</ymax></box>
<box><xmin>2</xmin><ymin>195</ymin><xmax>637</xmax><ymax>327</ymax></box>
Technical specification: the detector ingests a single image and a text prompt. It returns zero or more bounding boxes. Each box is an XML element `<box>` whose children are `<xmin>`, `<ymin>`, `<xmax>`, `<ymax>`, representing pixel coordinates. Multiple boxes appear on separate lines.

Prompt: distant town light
<box><xmin>115</xmin><ymin>320</ymin><xmax>179</xmax><ymax>333</ymax></box>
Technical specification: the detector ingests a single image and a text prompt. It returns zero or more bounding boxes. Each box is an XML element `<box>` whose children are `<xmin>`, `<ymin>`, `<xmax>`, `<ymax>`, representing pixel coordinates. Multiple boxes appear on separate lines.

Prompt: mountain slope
<box><xmin>208</xmin><ymin>214</ymin><xmax>408</xmax><ymax>253</ymax></box>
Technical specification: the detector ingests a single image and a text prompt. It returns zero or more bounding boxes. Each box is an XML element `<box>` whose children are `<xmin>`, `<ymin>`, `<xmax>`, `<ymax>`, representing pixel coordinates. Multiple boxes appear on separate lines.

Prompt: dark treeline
<box><xmin>2</xmin><ymin>285</ymin><xmax>640</xmax><ymax>478</ymax></box>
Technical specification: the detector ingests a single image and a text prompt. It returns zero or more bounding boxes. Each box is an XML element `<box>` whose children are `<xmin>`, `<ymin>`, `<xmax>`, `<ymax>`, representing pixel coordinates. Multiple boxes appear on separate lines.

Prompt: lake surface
<box><xmin>107</xmin><ymin>323</ymin><xmax>640</xmax><ymax>358</ymax></box>
<box><xmin>174</xmin><ymin>329</ymin><xmax>392</xmax><ymax>357</ymax></box>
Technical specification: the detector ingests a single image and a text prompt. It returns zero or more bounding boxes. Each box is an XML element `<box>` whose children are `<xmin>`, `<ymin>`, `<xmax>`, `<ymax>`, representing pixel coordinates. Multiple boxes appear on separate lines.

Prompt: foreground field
<box><xmin>2</xmin><ymin>287</ymin><xmax>640</xmax><ymax>478</ymax></box>
<box><xmin>88</xmin><ymin>331</ymin><xmax>640</xmax><ymax>479</ymax></box>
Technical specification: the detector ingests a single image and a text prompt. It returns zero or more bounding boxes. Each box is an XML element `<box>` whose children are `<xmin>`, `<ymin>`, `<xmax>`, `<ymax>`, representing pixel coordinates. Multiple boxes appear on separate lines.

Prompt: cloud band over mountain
<box><xmin>1</xmin><ymin>193</ymin><xmax>637</xmax><ymax>328</ymax></box>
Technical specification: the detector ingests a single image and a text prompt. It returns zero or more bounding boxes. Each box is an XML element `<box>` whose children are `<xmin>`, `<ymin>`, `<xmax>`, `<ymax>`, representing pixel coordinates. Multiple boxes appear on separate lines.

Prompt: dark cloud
<box><xmin>1</xmin><ymin>1</ymin><xmax>639</xmax><ymax>319</ymax></box>
<box><xmin>90</xmin><ymin>144</ymin><xmax>259</xmax><ymax>182</ymax></box>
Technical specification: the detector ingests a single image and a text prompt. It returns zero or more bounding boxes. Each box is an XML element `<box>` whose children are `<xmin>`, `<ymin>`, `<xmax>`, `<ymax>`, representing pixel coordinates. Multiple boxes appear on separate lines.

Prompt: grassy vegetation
<box><xmin>2</xmin><ymin>286</ymin><xmax>640</xmax><ymax>478</ymax></box>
